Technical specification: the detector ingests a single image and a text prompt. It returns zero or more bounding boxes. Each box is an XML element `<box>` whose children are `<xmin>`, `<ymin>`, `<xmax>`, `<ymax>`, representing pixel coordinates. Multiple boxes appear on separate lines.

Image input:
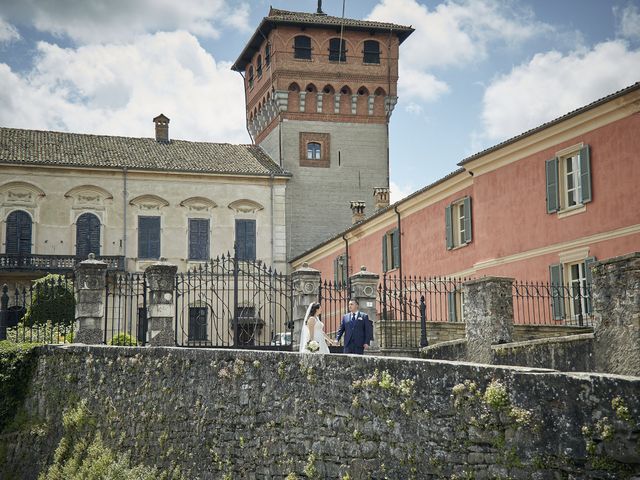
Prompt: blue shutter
<box><xmin>139</xmin><ymin>217</ymin><xmax>160</xmax><ymax>259</ymax></box>
<box><xmin>381</xmin><ymin>235</ymin><xmax>388</xmax><ymax>272</ymax></box>
<box><xmin>546</xmin><ymin>158</ymin><xmax>559</xmax><ymax>213</ymax></box>
<box><xmin>235</xmin><ymin>220</ymin><xmax>256</xmax><ymax>261</ymax></box>
<box><xmin>549</xmin><ymin>263</ymin><xmax>565</xmax><ymax>320</ymax></box>
<box><xmin>584</xmin><ymin>256</ymin><xmax>596</xmax><ymax>314</ymax></box>
<box><xmin>391</xmin><ymin>228</ymin><xmax>400</xmax><ymax>269</ymax></box>
<box><xmin>6</xmin><ymin>210</ymin><xmax>32</xmax><ymax>255</ymax></box>
<box><xmin>447</xmin><ymin>291</ymin><xmax>457</xmax><ymax>322</ymax></box>
<box><xmin>189</xmin><ymin>219</ymin><xmax>209</xmax><ymax>260</ymax></box>
<box><xmin>445</xmin><ymin>205</ymin><xmax>453</xmax><ymax>250</ymax></box>
<box><xmin>76</xmin><ymin>213</ymin><xmax>100</xmax><ymax>258</ymax></box>
<box><xmin>579</xmin><ymin>145</ymin><xmax>592</xmax><ymax>204</ymax></box>
<box><xmin>463</xmin><ymin>197</ymin><xmax>472</xmax><ymax>244</ymax></box>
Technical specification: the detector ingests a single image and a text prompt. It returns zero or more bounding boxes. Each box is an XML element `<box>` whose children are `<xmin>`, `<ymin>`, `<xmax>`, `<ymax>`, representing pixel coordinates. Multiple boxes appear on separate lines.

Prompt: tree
<box><xmin>22</xmin><ymin>274</ymin><xmax>75</xmax><ymax>327</ymax></box>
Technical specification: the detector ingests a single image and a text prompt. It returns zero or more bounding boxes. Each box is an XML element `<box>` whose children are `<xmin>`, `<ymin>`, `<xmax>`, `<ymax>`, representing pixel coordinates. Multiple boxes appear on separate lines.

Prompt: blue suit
<box><xmin>336</xmin><ymin>311</ymin><xmax>373</xmax><ymax>355</ymax></box>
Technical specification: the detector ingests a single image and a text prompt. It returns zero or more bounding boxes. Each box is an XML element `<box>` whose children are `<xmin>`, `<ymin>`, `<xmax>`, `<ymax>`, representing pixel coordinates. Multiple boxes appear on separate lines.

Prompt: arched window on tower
<box><xmin>294</xmin><ymin>35</ymin><xmax>312</xmax><ymax>60</ymax></box>
<box><xmin>265</xmin><ymin>43</ymin><xmax>271</xmax><ymax>66</ymax></box>
<box><xmin>256</xmin><ymin>55</ymin><xmax>262</xmax><ymax>78</ymax></box>
<box><xmin>363</xmin><ymin>40</ymin><xmax>380</xmax><ymax>64</ymax></box>
<box><xmin>288</xmin><ymin>82</ymin><xmax>300</xmax><ymax>112</ymax></box>
<box><xmin>328</xmin><ymin>38</ymin><xmax>347</xmax><ymax>62</ymax></box>
<box><xmin>307</xmin><ymin>142</ymin><xmax>321</xmax><ymax>160</ymax></box>
<box><xmin>248</xmin><ymin>66</ymin><xmax>254</xmax><ymax>89</ymax></box>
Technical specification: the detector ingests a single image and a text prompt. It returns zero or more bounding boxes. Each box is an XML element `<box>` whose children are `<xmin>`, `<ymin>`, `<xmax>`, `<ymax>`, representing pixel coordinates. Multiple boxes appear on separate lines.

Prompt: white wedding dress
<box><xmin>299</xmin><ymin>316</ymin><xmax>330</xmax><ymax>354</ymax></box>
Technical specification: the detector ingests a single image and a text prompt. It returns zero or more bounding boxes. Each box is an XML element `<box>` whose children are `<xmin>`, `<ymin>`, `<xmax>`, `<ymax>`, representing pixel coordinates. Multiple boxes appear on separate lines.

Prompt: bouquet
<box><xmin>306</xmin><ymin>340</ymin><xmax>320</xmax><ymax>352</ymax></box>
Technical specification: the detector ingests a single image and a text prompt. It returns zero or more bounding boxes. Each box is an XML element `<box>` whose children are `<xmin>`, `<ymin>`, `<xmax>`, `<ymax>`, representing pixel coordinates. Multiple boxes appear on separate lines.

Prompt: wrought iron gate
<box><xmin>104</xmin><ymin>272</ymin><xmax>147</xmax><ymax>345</ymax></box>
<box><xmin>174</xmin><ymin>252</ymin><xmax>294</xmax><ymax>349</ymax></box>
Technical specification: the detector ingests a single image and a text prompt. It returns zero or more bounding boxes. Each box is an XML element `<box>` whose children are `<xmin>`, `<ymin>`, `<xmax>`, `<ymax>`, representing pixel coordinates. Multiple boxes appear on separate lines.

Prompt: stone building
<box><xmin>231</xmin><ymin>6</ymin><xmax>413</xmax><ymax>259</ymax></box>
<box><xmin>0</xmin><ymin>116</ymin><xmax>289</xmax><ymax>285</ymax></box>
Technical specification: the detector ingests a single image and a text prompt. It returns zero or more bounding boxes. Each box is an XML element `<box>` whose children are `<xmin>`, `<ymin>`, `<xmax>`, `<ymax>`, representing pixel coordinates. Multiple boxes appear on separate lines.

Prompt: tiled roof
<box><xmin>0</xmin><ymin>127</ymin><xmax>290</xmax><ymax>177</ymax></box>
<box><xmin>459</xmin><ymin>82</ymin><xmax>640</xmax><ymax>166</ymax></box>
<box><xmin>232</xmin><ymin>8</ymin><xmax>414</xmax><ymax>71</ymax></box>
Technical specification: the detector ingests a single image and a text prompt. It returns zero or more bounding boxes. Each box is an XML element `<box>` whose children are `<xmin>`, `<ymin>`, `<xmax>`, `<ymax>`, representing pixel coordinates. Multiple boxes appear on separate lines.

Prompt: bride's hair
<box><xmin>309</xmin><ymin>302</ymin><xmax>321</xmax><ymax>317</ymax></box>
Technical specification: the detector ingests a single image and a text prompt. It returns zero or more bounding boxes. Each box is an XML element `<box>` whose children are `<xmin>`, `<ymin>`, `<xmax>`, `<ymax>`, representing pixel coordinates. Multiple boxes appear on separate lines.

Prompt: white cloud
<box><xmin>390</xmin><ymin>181</ymin><xmax>415</xmax><ymax>203</ymax></box>
<box><xmin>0</xmin><ymin>17</ymin><xmax>20</xmax><ymax>43</ymax></box>
<box><xmin>480</xmin><ymin>40</ymin><xmax>640</xmax><ymax>142</ymax></box>
<box><xmin>0</xmin><ymin>31</ymin><xmax>249</xmax><ymax>143</ymax></box>
<box><xmin>367</xmin><ymin>0</ymin><xmax>551</xmax><ymax>104</ymax></box>
<box><xmin>615</xmin><ymin>4</ymin><xmax>640</xmax><ymax>40</ymax></box>
<box><xmin>404</xmin><ymin>102</ymin><xmax>424</xmax><ymax>115</ymax></box>
<box><xmin>0</xmin><ymin>0</ymin><xmax>250</xmax><ymax>43</ymax></box>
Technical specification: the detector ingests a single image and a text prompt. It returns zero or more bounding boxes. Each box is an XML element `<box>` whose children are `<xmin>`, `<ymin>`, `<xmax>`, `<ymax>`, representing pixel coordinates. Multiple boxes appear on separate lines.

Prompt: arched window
<box><xmin>5</xmin><ymin>210</ymin><xmax>32</xmax><ymax>255</ymax></box>
<box><xmin>294</xmin><ymin>35</ymin><xmax>312</xmax><ymax>60</ymax></box>
<box><xmin>265</xmin><ymin>43</ymin><xmax>271</xmax><ymax>66</ymax></box>
<box><xmin>307</xmin><ymin>142</ymin><xmax>321</xmax><ymax>160</ymax></box>
<box><xmin>76</xmin><ymin>212</ymin><xmax>101</xmax><ymax>258</ymax></box>
<box><xmin>363</xmin><ymin>40</ymin><xmax>380</xmax><ymax>64</ymax></box>
<box><xmin>256</xmin><ymin>55</ymin><xmax>263</xmax><ymax>78</ymax></box>
<box><xmin>248</xmin><ymin>66</ymin><xmax>254</xmax><ymax>88</ymax></box>
<box><xmin>328</xmin><ymin>38</ymin><xmax>347</xmax><ymax>62</ymax></box>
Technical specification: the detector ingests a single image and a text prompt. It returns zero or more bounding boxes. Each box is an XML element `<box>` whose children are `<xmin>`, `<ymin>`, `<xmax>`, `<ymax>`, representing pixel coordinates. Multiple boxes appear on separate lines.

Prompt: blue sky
<box><xmin>1</xmin><ymin>0</ymin><xmax>639</xmax><ymax>201</ymax></box>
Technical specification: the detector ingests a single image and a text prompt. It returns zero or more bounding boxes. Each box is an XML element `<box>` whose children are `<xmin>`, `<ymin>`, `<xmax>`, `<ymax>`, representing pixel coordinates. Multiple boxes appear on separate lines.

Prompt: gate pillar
<box><xmin>349</xmin><ymin>266</ymin><xmax>380</xmax><ymax>353</ymax></box>
<box><xmin>292</xmin><ymin>263</ymin><xmax>321</xmax><ymax>350</ymax></box>
<box><xmin>74</xmin><ymin>253</ymin><xmax>107</xmax><ymax>344</ymax></box>
<box><xmin>145</xmin><ymin>259</ymin><xmax>177</xmax><ymax>346</ymax></box>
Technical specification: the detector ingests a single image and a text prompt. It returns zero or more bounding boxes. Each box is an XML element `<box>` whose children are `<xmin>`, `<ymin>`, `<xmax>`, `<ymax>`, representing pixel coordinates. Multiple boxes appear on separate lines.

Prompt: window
<box><xmin>328</xmin><ymin>38</ymin><xmax>347</xmax><ymax>62</ymax></box>
<box><xmin>188</xmin><ymin>306</ymin><xmax>208</xmax><ymax>342</ymax></box>
<box><xmin>294</xmin><ymin>35</ymin><xmax>312</xmax><ymax>60</ymax></box>
<box><xmin>188</xmin><ymin>218</ymin><xmax>209</xmax><ymax>261</ymax></box>
<box><xmin>235</xmin><ymin>219</ymin><xmax>256</xmax><ymax>261</ymax></box>
<box><xmin>5</xmin><ymin>210</ymin><xmax>32</xmax><ymax>255</ymax></box>
<box><xmin>546</xmin><ymin>145</ymin><xmax>591</xmax><ymax>213</ymax></box>
<box><xmin>237</xmin><ymin>307</ymin><xmax>257</xmax><ymax>346</ymax></box>
<box><xmin>334</xmin><ymin>254</ymin><xmax>348</xmax><ymax>288</ymax></box>
<box><xmin>256</xmin><ymin>55</ymin><xmax>262</xmax><ymax>78</ymax></box>
<box><xmin>307</xmin><ymin>142</ymin><xmax>321</xmax><ymax>160</ymax></box>
<box><xmin>549</xmin><ymin>257</ymin><xmax>596</xmax><ymax>322</ymax></box>
<box><xmin>381</xmin><ymin>228</ymin><xmax>400</xmax><ymax>272</ymax></box>
<box><xmin>76</xmin><ymin>212</ymin><xmax>101</xmax><ymax>258</ymax></box>
<box><xmin>363</xmin><ymin>40</ymin><xmax>380</xmax><ymax>64</ymax></box>
<box><xmin>138</xmin><ymin>216</ymin><xmax>160</xmax><ymax>260</ymax></box>
<box><xmin>445</xmin><ymin>197</ymin><xmax>472</xmax><ymax>250</ymax></box>
<box><xmin>248</xmin><ymin>66</ymin><xmax>254</xmax><ymax>89</ymax></box>
<box><xmin>265</xmin><ymin>43</ymin><xmax>271</xmax><ymax>66</ymax></box>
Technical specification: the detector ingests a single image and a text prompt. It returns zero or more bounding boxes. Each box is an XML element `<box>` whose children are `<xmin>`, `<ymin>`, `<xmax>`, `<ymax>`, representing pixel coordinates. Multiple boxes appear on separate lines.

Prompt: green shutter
<box><xmin>584</xmin><ymin>256</ymin><xmax>596</xmax><ymax>314</ymax></box>
<box><xmin>382</xmin><ymin>235</ymin><xmax>388</xmax><ymax>272</ymax></box>
<box><xmin>447</xmin><ymin>291</ymin><xmax>457</xmax><ymax>322</ymax></box>
<box><xmin>546</xmin><ymin>158</ymin><xmax>559</xmax><ymax>213</ymax></box>
<box><xmin>579</xmin><ymin>145</ymin><xmax>592</xmax><ymax>204</ymax></box>
<box><xmin>445</xmin><ymin>204</ymin><xmax>453</xmax><ymax>250</ymax></box>
<box><xmin>334</xmin><ymin>257</ymin><xmax>339</xmax><ymax>285</ymax></box>
<box><xmin>549</xmin><ymin>263</ymin><xmax>565</xmax><ymax>320</ymax></box>
<box><xmin>463</xmin><ymin>197</ymin><xmax>472</xmax><ymax>244</ymax></box>
<box><xmin>342</xmin><ymin>255</ymin><xmax>348</xmax><ymax>285</ymax></box>
<box><xmin>392</xmin><ymin>228</ymin><xmax>400</xmax><ymax>269</ymax></box>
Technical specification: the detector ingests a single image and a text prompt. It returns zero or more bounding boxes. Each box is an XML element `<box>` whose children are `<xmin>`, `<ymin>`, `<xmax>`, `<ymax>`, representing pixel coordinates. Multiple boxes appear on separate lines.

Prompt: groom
<box><xmin>336</xmin><ymin>299</ymin><xmax>373</xmax><ymax>355</ymax></box>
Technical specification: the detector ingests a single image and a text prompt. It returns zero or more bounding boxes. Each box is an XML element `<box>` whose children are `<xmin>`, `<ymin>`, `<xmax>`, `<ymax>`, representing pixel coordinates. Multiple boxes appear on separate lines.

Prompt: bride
<box><xmin>298</xmin><ymin>302</ymin><xmax>333</xmax><ymax>354</ymax></box>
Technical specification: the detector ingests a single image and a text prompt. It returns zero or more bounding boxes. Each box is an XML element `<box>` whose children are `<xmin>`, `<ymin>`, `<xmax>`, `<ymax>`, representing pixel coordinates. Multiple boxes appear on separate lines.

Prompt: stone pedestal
<box><xmin>591</xmin><ymin>252</ymin><xmax>640</xmax><ymax>376</ymax></box>
<box><xmin>74</xmin><ymin>254</ymin><xmax>107</xmax><ymax>344</ymax></box>
<box><xmin>350</xmin><ymin>266</ymin><xmax>380</xmax><ymax>352</ymax></box>
<box><xmin>292</xmin><ymin>264</ymin><xmax>321</xmax><ymax>350</ymax></box>
<box><xmin>463</xmin><ymin>277</ymin><xmax>514</xmax><ymax>364</ymax></box>
<box><xmin>145</xmin><ymin>260</ymin><xmax>178</xmax><ymax>346</ymax></box>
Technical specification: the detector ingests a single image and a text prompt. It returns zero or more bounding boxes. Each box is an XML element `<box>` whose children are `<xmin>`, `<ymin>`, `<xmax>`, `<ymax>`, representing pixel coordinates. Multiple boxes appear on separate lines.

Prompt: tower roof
<box><xmin>231</xmin><ymin>7</ymin><xmax>414</xmax><ymax>72</ymax></box>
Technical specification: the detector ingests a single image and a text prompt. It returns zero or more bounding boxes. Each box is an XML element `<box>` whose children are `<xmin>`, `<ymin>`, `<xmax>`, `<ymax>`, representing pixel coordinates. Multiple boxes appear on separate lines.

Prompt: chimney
<box><xmin>350</xmin><ymin>201</ymin><xmax>366</xmax><ymax>225</ymax></box>
<box><xmin>373</xmin><ymin>187</ymin><xmax>390</xmax><ymax>211</ymax></box>
<box><xmin>153</xmin><ymin>114</ymin><xmax>170</xmax><ymax>143</ymax></box>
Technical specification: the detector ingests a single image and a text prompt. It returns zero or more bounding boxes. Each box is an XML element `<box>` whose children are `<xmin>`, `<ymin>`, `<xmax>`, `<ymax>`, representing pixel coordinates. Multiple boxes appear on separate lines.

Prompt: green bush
<box><xmin>0</xmin><ymin>342</ymin><xmax>40</xmax><ymax>433</ymax></box>
<box><xmin>22</xmin><ymin>275</ymin><xmax>75</xmax><ymax>328</ymax></box>
<box><xmin>108</xmin><ymin>333</ymin><xmax>137</xmax><ymax>346</ymax></box>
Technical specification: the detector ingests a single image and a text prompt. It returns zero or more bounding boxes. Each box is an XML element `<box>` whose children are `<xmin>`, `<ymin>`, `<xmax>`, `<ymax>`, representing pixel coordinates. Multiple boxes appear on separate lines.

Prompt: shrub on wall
<box><xmin>0</xmin><ymin>341</ymin><xmax>39</xmax><ymax>433</ymax></box>
<box><xmin>108</xmin><ymin>333</ymin><xmax>137</xmax><ymax>346</ymax></box>
<box><xmin>22</xmin><ymin>274</ymin><xmax>75</xmax><ymax>328</ymax></box>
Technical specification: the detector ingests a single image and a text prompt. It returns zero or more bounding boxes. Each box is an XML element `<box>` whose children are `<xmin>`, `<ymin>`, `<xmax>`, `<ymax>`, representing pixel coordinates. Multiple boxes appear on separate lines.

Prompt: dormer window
<box><xmin>329</xmin><ymin>38</ymin><xmax>347</xmax><ymax>62</ymax></box>
<box><xmin>294</xmin><ymin>35</ymin><xmax>312</xmax><ymax>60</ymax></box>
<box><xmin>248</xmin><ymin>66</ymin><xmax>254</xmax><ymax>88</ymax></box>
<box><xmin>363</xmin><ymin>40</ymin><xmax>380</xmax><ymax>64</ymax></box>
<box><xmin>257</xmin><ymin>55</ymin><xmax>263</xmax><ymax>78</ymax></box>
<box><xmin>307</xmin><ymin>142</ymin><xmax>321</xmax><ymax>160</ymax></box>
<box><xmin>265</xmin><ymin>43</ymin><xmax>271</xmax><ymax>66</ymax></box>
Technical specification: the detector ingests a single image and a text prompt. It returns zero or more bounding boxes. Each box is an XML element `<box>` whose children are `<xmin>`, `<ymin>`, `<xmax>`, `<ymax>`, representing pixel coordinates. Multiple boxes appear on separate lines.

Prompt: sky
<box><xmin>1</xmin><ymin>0</ymin><xmax>639</xmax><ymax>202</ymax></box>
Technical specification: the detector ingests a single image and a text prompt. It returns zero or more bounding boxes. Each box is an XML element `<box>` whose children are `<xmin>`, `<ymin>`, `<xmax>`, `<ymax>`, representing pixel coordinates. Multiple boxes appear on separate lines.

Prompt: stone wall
<box><xmin>3</xmin><ymin>345</ymin><xmax>639</xmax><ymax>479</ymax></box>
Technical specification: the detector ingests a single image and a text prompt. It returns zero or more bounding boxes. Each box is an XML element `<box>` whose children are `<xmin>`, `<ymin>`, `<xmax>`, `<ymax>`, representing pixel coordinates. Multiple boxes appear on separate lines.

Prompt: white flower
<box><xmin>306</xmin><ymin>340</ymin><xmax>320</xmax><ymax>352</ymax></box>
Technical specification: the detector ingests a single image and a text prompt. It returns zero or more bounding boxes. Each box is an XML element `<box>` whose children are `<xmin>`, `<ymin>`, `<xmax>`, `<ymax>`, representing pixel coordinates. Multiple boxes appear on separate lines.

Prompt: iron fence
<box><xmin>318</xmin><ymin>279</ymin><xmax>351</xmax><ymax>337</ymax></box>
<box><xmin>0</xmin><ymin>276</ymin><xmax>75</xmax><ymax>344</ymax></box>
<box><xmin>378</xmin><ymin>274</ymin><xmax>469</xmax><ymax>349</ymax></box>
<box><xmin>512</xmin><ymin>280</ymin><xmax>594</xmax><ymax>327</ymax></box>
<box><xmin>104</xmin><ymin>272</ymin><xmax>147</xmax><ymax>345</ymax></box>
<box><xmin>174</xmin><ymin>253</ymin><xmax>294</xmax><ymax>349</ymax></box>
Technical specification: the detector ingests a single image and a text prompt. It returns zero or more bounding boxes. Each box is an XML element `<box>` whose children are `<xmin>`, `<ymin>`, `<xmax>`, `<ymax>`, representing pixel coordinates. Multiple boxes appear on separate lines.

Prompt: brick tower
<box><xmin>232</xmin><ymin>4</ymin><xmax>413</xmax><ymax>259</ymax></box>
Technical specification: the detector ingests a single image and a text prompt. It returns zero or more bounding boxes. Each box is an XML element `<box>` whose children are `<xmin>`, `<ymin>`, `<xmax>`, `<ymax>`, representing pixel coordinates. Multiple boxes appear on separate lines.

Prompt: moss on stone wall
<box><xmin>0</xmin><ymin>341</ymin><xmax>40</xmax><ymax>433</ymax></box>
